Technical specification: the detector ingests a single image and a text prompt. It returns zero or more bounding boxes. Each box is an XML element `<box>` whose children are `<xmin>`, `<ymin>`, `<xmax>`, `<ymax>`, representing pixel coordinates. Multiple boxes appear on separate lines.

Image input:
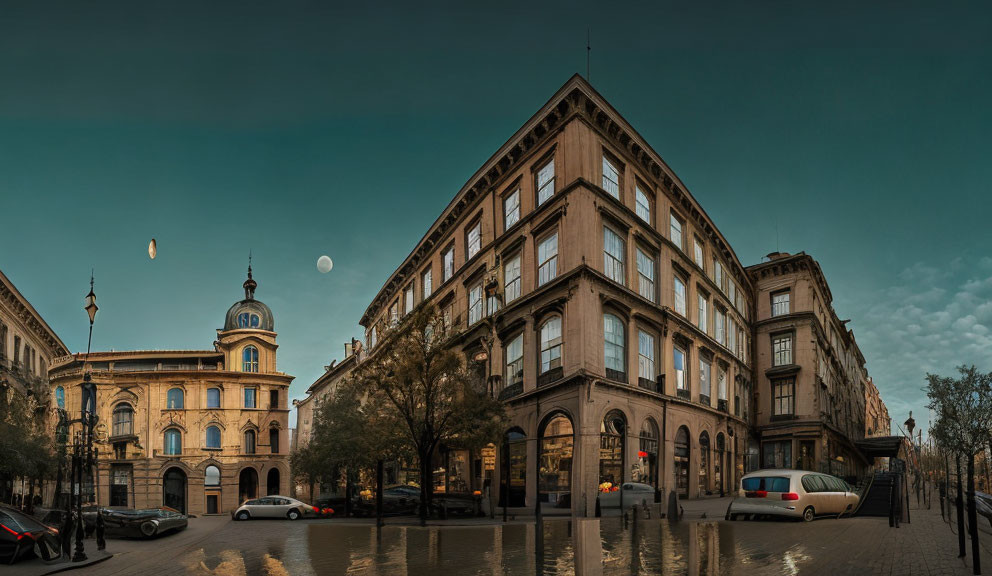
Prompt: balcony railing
<box><xmin>605</xmin><ymin>368</ymin><xmax>626</xmax><ymax>383</ymax></box>
<box><xmin>638</xmin><ymin>377</ymin><xmax>659</xmax><ymax>393</ymax></box>
<box><xmin>676</xmin><ymin>388</ymin><xmax>690</xmax><ymax>400</ymax></box>
<box><xmin>699</xmin><ymin>394</ymin><xmax>711</xmax><ymax>406</ymax></box>
<box><xmin>537</xmin><ymin>366</ymin><xmax>564</xmax><ymax>387</ymax></box>
<box><xmin>718</xmin><ymin>399</ymin><xmax>729</xmax><ymax>413</ymax></box>
<box><xmin>498</xmin><ymin>381</ymin><xmax>523</xmax><ymax>401</ymax></box>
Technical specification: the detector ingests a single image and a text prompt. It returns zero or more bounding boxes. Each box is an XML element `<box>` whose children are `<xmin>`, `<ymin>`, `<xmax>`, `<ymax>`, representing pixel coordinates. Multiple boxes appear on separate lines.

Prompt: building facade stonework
<box><xmin>48</xmin><ymin>267</ymin><xmax>292</xmax><ymax>516</ymax></box>
<box><xmin>296</xmin><ymin>75</ymin><xmax>889</xmax><ymax>513</ymax></box>
<box><xmin>0</xmin><ymin>268</ymin><xmax>68</xmax><ymax>506</ymax></box>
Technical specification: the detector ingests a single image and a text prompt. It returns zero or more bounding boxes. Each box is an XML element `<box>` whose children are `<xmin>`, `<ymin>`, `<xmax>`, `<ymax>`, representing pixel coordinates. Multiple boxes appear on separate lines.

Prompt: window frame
<box><xmin>537</xmin><ymin>231</ymin><xmax>559</xmax><ymax>287</ymax></box>
<box><xmin>601</xmin><ymin>153</ymin><xmax>621</xmax><ymax>199</ymax></box>
<box><xmin>539</xmin><ymin>316</ymin><xmax>563</xmax><ymax>374</ymax></box>
<box><xmin>772</xmin><ymin>290</ymin><xmax>791</xmax><ymax>317</ymax></box>
<box><xmin>207</xmin><ymin>387</ymin><xmax>221</xmax><ymax>409</ymax></box>
<box><xmin>504</xmin><ymin>252</ymin><xmax>521</xmax><ymax>303</ymax></box>
<box><xmin>603</xmin><ymin>225</ymin><xmax>626</xmax><ymax>285</ymax></box>
<box><xmin>242</xmin><ymin>345</ymin><xmax>259</xmax><ymax>373</ymax></box>
<box><xmin>603</xmin><ymin>313</ymin><xmax>626</xmax><ymax>379</ymax></box>
<box><xmin>637</xmin><ymin>329</ymin><xmax>656</xmax><ymax>382</ymax></box>
<box><xmin>772</xmin><ymin>378</ymin><xmax>796</xmax><ymax>417</ymax></box>
<box><xmin>693</xmin><ymin>237</ymin><xmax>705</xmax><ymax>270</ymax></box>
<box><xmin>423</xmin><ymin>268</ymin><xmax>433</xmax><ymax>300</ymax></box>
<box><xmin>634</xmin><ymin>183</ymin><xmax>651</xmax><ymax>223</ymax></box>
<box><xmin>442</xmin><ymin>244</ymin><xmax>455</xmax><ymax>282</ymax></box>
<box><xmin>772</xmin><ymin>332</ymin><xmax>794</xmax><ymax>367</ymax></box>
<box><xmin>505</xmin><ymin>333</ymin><xmax>524</xmax><ymax>387</ymax></box>
<box><xmin>669</xmin><ymin>212</ymin><xmax>684</xmax><ymax>251</ymax></box>
<box><xmin>674</xmin><ymin>344</ymin><xmax>688</xmax><ymax>391</ymax></box>
<box><xmin>206</xmin><ymin>425</ymin><xmax>222</xmax><ymax>449</ymax></box>
<box><xmin>635</xmin><ymin>247</ymin><xmax>655</xmax><ymax>302</ymax></box>
<box><xmin>504</xmin><ymin>188</ymin><xmax>521</xmax><ymax>229</ymax></box>
<box><xmin>536</xmin><ymin>157</ymin><xmax>556</xmax><ymax>206</ymax></box>
<box><xmin>466</xmin><ymin>218</ymin><xmax>482</xmax><ymax>261</ymax></box>
<box><xmin>166</xmin><ymin>388</ymin><xmax>184</xmax><ymax>410</ymax></box>
<box><xmin>244</xmin><ymin>387</ymin><xmax>258</xmax><ymax>409</ymax></box>
<box><xmin>112</xmin><ymin>403</ymin><xmax>134</xmax><ymax>437</ymax></box>
<box><xmin>468</xmin><ymin>282</ymin><xmax>484</xmax><ymax>325</ymax></box>
<box><xmin>163</xmin><ymin>428</ymin><xmax>182</xmax><ymax>456</ymax></box>
<box><xmin>673</xmin><ymin>274</ymin><xmax>687</xmax><ymax>317</ymax></box>
<box><xmin>697</xmin><ymin>291</ymin><xmax>708</xmax><ymax>333</ymax></box>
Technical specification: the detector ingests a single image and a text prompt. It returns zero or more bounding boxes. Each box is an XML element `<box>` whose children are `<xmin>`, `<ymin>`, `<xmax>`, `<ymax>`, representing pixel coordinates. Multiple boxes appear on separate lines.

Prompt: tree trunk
<box><xmin>958</xmin><ymin>453</ymin><xmax>967</xmax><ymax>558</ymax></box>
<box><xmin>344</xmin><ymin>473</ymin><xmax>352</xmax><ymax>518</ymax></box>
<box><xmin>969</xmin><ymin>453</ymin><xmax>981</xmax><ymax>575</ymax></box>
<box><xmin>419</xmin><ymin>452</ymin><xmax>432</xmax><ymax>527</ymax></box>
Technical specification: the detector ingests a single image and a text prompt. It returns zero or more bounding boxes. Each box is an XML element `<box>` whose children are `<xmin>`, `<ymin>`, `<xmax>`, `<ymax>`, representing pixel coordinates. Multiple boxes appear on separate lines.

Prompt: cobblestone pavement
<box><xmin>40</xmin><ymin>498</ymin><xmax>992</xmax><ymax>576</ymax></box>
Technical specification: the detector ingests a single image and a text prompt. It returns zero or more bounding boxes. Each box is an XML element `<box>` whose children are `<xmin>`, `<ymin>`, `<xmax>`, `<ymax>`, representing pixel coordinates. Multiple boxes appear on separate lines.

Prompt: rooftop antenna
<box><xmin>586</xmin><ymin>28</ymin><xmax>591</xmax><ymax>81</ymax></box>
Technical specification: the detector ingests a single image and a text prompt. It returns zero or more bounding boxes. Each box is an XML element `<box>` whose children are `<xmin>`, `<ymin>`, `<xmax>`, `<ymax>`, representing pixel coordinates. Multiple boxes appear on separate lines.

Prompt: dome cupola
<box><xmin>223</xmin><ymin>259</ymin><xmax>274</xmax><ymax>332</ymax></box>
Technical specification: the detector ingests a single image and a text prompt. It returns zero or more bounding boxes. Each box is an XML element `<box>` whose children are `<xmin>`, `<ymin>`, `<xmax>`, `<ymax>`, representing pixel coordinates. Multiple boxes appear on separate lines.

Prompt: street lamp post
<box><xmin>71</xmin><ymin>273</ymin><xmax>101</xmax><ymax>562</ymax></box>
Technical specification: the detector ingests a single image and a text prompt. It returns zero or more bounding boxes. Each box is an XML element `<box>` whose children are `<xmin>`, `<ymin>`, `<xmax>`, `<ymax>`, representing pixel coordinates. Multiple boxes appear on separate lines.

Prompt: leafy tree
<box><xmin>289</xmin><ymin>443</ymin><xmax>321</xmax><ymax>503</ymax></box>
<box><xmin>349</xmin><ymin>305</ymin><xmax>505</xmax><ymax>525</ymax></box>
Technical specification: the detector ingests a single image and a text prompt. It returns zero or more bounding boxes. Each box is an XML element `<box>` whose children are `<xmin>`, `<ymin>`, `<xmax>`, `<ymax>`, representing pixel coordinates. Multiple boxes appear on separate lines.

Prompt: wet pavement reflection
<box><xmin>183</xmin><ymin>516</ymin><xmax>818</xmax><ymax>576</ymax></box>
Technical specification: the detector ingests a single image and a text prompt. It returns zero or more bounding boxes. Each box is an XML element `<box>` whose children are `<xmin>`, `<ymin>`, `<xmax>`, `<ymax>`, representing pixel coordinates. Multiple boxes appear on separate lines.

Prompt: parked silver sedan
<box><xmin>598</xmin><ymin>482</ymin><xmax>657</xmax><ymax>509</ymax></box>
<box><xmin>726</xmin><ymin>469</ymin><xmax>859</xmax><ymax>522</ymax></box>
<box><xmin>232</xmin><ymin>496</ymin><xmax>318</xmax><ymax>521</ymax></box>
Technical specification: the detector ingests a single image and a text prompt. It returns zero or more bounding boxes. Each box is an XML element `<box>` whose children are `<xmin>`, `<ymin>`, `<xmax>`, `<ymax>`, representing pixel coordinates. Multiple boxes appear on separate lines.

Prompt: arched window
<box><xmin>500</xmin><ymin>428</ymin><xmax>527</xmax><ymax>508</ymax></box>
<box><xmin>638</xmin><ymin>418</ymin><xmax>659</xmax><ymax>488</ymax></box>
<box><xmin>55</xmin><ymin>386</ymin><xmax>65</xmax><ymax>409</ymax></box>
<box><xmin>675</xmin><ymin>426</ymin><xmax>690</xmax><ymax>498</ymax></box>
<box><xmin>164</xmin><ymin>428</ymin><xmax>182</xmax><ymax>455</ymax></box>
<box><xmin>206</xmin><ymin>426</ymin><xmax>221</xmax><ymax>449</ymax></box>
<box><xmin>539</xmin><ymin>414</ymin><xmax>573</xmax><ymax>508</ymax></box>
<box><xmin>599</xmin><ymin>410</ymin><xmax>626</xmax><ymax>496</ymax></box>
<box><xmin>699</xmin><ymin>431</ymin><xmax>711</xmax><ymax>495</ymax></box>
<box><xmin>244</xmin><ymin>430</ymin><xmax>256</xmax><ymax>454</ymax></box>
<box><xmin>166</xmin><ymin>388</ymin><xmax>184</xmax><ymax>410</ymax></box>
<box><xmin>242</xmin><ymin>346</ymin><xmax>259</xmax><ymax>373</ymax></box>
<box><xmin>207</xmin><ymin>388</ymin><xmax>221</xmax><ymax>409</ymax></box>
<box><xmin>204</xmin><ymin>465</ymin><xmax>220</xmax><ymax>487</ymax></box>
<box><xmin>112</xmin><ymin>403</ymin><xmax>134</xmax><ymax>437</ymax></box>
<box><xmin>539</xmin><ymin>316</ymin><xmax>562</xmax><ymax>374</ymax></box>
<box><xmin>238</xmin><ymin>312</ymin><xmax>261</xmax><ymax>329</ymax></box>
<box><xmin>269</xmin><ymin>428</ymin><xmax>279</xmax><ymax>454</ymax></box>
<box><xmin>603</xmin><ymin>313</ymin><xmax>625</xmax><ymax>381</ymax></box>
<box><xmin>715</xmin><ymin>433</ymin><xmax>725</xmax><ymax>495</ymax></box>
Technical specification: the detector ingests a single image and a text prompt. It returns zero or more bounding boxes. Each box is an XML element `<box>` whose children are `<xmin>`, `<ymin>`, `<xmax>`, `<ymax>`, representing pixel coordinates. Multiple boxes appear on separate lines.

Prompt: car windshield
<box><xmin>742</xmin><ymin>476</ymin><xmax>791</xmax><ymax>492</ymax></box>
<box><xmin>0</xmin><ymin>508</ymin><xmax>46</xmax><ymax>532</ymax></box>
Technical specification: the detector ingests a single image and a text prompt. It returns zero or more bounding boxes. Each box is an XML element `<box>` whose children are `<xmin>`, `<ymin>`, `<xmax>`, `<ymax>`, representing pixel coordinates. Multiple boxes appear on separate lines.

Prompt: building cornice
<box><xmin>0</xmin><ymin>269</ymin><xmax>68</xmax><ymax>357</ymax></box>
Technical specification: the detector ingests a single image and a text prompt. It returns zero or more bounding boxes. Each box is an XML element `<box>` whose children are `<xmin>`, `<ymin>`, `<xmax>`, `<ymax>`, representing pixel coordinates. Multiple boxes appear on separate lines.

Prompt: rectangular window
<box><xmin>773</xmin><ymin>334</ymin><xmax>793</xmax><ymax>366</ymax></box>
<box><xmin>718</xmin><ymin>366</ymin><xmax>728</xmax><ymax>400</ymax></box>
<box><xmin>369</xmin><ymin>326</ymin><xmax>377</xmax><ymax>349</ymax></box>
<box><xmin>468</xmin><ymin>283</ymin><xmax>483</xmax><ymax>325</ymax></box>
<box><xmin>390</xmin><ymin>302</ymin><xmax>399</xmax><ymax>326</ymax></box>
<box><xmin>635</xmin><ymin>185</ymin><xmax>650</xmax><ymax>222</ymax></box>
<box><xmin>715</xmin><ymin>308</ymin><xmax>726</xmax><ymax>346</ymax></box>
<box><xmin>269</xmin><ymin>389</ymin><xmax>279</xmax><ymax>409</ymax></box>
<box><xmin>604</xmin><ymin>315</ymin><xmax>625</xmax><ymax>377</ymax></box>
<box><xmin>638</xmin><ymin>330</ymin><xmax>655</xmax><ymax>381</ymax></box>
<box><xmin>423</xmin><ymin>268</ymin><xmax>433</xmax><ymax>300</ymax></box>
<box><xmin>504</xmin><ymin>253</ymin><xmax>521</xmax><ymax>302</ymax></box>
<box><xmin>540</xmin><ymin>318</ymin><xmax>562</xmax><ymax>373</ymax></box>
<box><xmin>207</xmin><ymin>388</ymin><xmax>220</xmax><ymax>409</ymax></box>
<box><xmin>635</xmin><ymin>248</ymin><xmax>655</xmax><ymax>302</ymax></box>
<box><xmin>603</xmin><ymin>226</ymin><xmax>625</xmax><ymax>285</ymax></box>
<box><xmin>699</xmin><ymin>358</ymin><xmax>711</xmax><ymax>400</ymax></box>
<box><xmin>694</xmin><ymin>238</ymin><xmax>704</xmax><ymax>270</ymax></box>
<box><xmin>773</xmin><ymin>379</ymin><xmax>795</xmax><ymax>416</ymax></box>
<box><xmin>244</xmin><ymin>388</ymin><xmax>257</xmax><ymax>409</ymax></box>
<box><xmin>674</xmin><ymin>345</ymin><xmax>687</xmax><ymax>390</ymax></box>
<box><xmin>404</xmin><ymin>283</ymin><xmax>415</xmax><ymax>315</ymax></box>
<box><xmin>504</xmin><ymin>189</ymin><xmax>520</xmax><ymax>229</ymax></box>
<box><xmin>728</xmin><ymin>281</ymin><xmax>737</xmax><ymax>308</ymax></box>
<box><xmin>602</xmin><ymin>155</ymin><xmax>620</xmax><ymax>198</ymax></box>
<box><xmin>537</xmin><ymin>232</ymin><xmax>558</xmax><ymax>286</ymax></box>
<box><xmin>697</xmin><ymin>293</ymin><xmax>708</xmax><ymax>333</ymax></box>
<box><xmin>505</xmin><ymin>334</ymin><xmax>523</xmax><ymax>387</ymax></box>
<box><xmin>669</xmin><ymin>213</ymin><xmax>683</xmax><ymax>251</ymax></box>
<box><xmin>536</xmin><ymin>158</ymin><xmax>555</xmax><ymax>205</ymax></box>
<box><xmin>772</xmin><ymin>292</ymin><xmax>791</xmax><ymax>317</ymax></box>
<box><xmin>443</xmin><ymin>246</ymin><xmax>455</xmax><ymax>282</ymax></box>
<box><xmin>728</xmin><ymin>317</ymin><xmax>737</xmax><ymax>356</ymax></box>
<box><xmin>674</xmin><ymin>276</ymin><xmax>687</xmax><ymax>316</ymax></box>
<box><xmin>467</xmin><ymin>221</ymin><xmax>482</xmax><ymax>260</ymax></box>
<box><xmin>713</xmin><ymin>259</ymin><xmax>724</xmax><ymax>292</ymax></box>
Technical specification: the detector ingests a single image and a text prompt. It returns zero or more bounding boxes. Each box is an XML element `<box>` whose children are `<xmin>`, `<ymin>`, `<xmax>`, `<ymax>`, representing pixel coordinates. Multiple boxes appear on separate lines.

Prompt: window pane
<box><xmin>540</xmin><ymin>317</ymin><xmax>562</xmax><ymax>373</ymax></box>
<box><xmin>467</xmin><ymin>222</ymin><xmax>482</xmax><ymax>259</ymax></box>
<box><xmin>505</xmin><ymin>189</ymin><xmax>521</xmax><ymax>228</ymax></box>
<box><xmin>538</xmin><ymin>233</ymin><xmax>558</xmax><ymax>286</ymax></box>
<box><xmin>537</xmin><ymin>160</ymin><xmax>555</xmax><ymax>205</ymax></box>
<box><xmin>699</xmin><ymin>359</ymin><xmax>711</xmax><ymax>398</ymax></box>
<box><xmin>207</xmin><ymin>388</ymin><xmax>220</xmax><ymax>408</ymax></box>
<box><xmin>504</xmin><ymin>254</ymin><xmax>521</xmax><ymax>302</ymax></box>
<box><xmin>674</xmin><ymin>347</ymin><xmax>686</xmax><ymax>390</ymax></box>
<box><xmin>469</xmin><ymin>284</ymin><xmax>483</xmax><ymax>325</ymax></box>
<box><xmin>603</xmin><ymin>314</ymin><xmax>625</xmax><ymax>374</ymax></box>
<box><xmin>674</xmin><ymin>277</ymin><xmax>686</xmax><ymax>316</ymax></box>
<box><xmin>602</xmin><ymin>156</ymin><xmax>619</xmax><ymax>198</ymax></box>
<box><xmin>638</xmin><ymin>330</ymin><xmax>655</xmax><ymax>380</ymax></box>
<box><xmin>635</xmin><ymin>187</ymin><xmax>650</xmax><ymax>222</ymax></box>
<box><xmin>694</xmin><ymin>240</ymin><xmax>704</xmax><ymax>269</ymax></box>
<box><xmin>443</xmin><ymin>248</ymin><xmax>455</xmax><ymax>281</ymax></box>
<box><xmin>423</xmin><ymin>269</ymin><xmax>432</xmax><ymax>299</ymax></box>
<box><xmin>636</xmin><ymin>249</ymin><xmax>655</xmax><ymax>302</ymax></box>
<box><xmin>603</xmin><ymin>227</ymin><xmax>625</xmax><ymax>285</ymax></box>
<box><xmin>670</xmin><ymin>214</ymin><xmax>682</xmax><ymax>250</ymax></box>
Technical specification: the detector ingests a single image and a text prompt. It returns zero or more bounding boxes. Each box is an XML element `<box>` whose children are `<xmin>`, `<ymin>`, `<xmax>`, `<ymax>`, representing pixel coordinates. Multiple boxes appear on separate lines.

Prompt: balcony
<box><xmin>498</xmin><ymin>381</ymin><xmax>523</xmax><ymax>401</ymax></box>
<box><xmin>605</xmin><ymin>368</ymin><xmax>626</xmax><ymax>383</ymax></box>
<box><xmin>676</xmin><ymin>388</ymin><xmax>690</xmax><ymax>401</ymax></box>
<box><xmin>537</xmin><ymin>366</ymin><xmax>564</xmax><ymax>387</ymax></box>
<box><xmin>698</xmin><ymin>394</ymin><xmax>710</xmax><ymax>407</ymax></box>
<box><xmin>718</xmin><ymin>399</ymin><xmax>728</xmax><ymax>413</ymax></box>
<box><xmin>637</xmin><ymin>377</ymin><xmax>659</xmax><ymax>393</ymax></box>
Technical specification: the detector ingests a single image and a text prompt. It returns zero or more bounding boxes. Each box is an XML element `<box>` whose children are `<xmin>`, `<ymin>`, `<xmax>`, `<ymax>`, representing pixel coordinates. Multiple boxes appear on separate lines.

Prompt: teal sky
<box><xmin>2</xmin><ymin>1</ymin><xmax>989</xmax><ymax>436</ymax></box>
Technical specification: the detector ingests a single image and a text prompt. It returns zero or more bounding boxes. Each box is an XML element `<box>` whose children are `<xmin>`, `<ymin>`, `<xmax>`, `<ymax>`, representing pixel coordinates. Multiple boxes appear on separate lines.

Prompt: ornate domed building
<box><xmin>49</xmin><ymin>263</ymin><xmax>294</xmax><ymax>516</ymax></box>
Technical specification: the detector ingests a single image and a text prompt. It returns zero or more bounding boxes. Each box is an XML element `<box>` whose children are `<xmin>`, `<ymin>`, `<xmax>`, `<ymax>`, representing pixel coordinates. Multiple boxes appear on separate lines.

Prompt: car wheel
<box><xmin>140</xmin><ymin>521</ymin><xmax>158</xmax><ymax>538</ymax></box>
<box><xmin>802</xmin><ymin>506</ymin><xmax>815</xmax><ymax>522</ymax></box>
<box><xmin>288</xmin><ymin>509</ymin><xmax>300</xmax><ymax>520</ymax></box>
<box><xmin>236</xmin><ymin>511</ymin><xmax>251</xmax><ymax>521</ymax></box>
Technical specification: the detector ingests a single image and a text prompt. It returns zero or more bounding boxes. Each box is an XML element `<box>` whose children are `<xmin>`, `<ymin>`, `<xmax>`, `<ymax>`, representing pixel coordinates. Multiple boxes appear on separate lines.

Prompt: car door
<box><xmin>255</xmin><ymin>498</ymin><xmax>276</xmax><ymax>518</ymax></box>
<box><xmin>820</xmin><ymin>475</ymin><xmax>845</xmax><ymax>514</ymax></box>
<box><xmin>800</xmin><ymin>474</ymin><xmax>825</xmax><ymax>513</ymax></box>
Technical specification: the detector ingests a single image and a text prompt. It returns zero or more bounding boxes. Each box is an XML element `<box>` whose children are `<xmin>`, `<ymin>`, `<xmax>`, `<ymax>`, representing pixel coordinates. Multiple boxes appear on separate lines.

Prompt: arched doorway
<box><xmin>500</xmin><ymin>428</ymin><xmax>527</xmax><ymax>507</ymax></box>
<box><xmin>599</xmin><ymin>410</ymin><xmax>627</xmax><ymax>502</ymax></box>
<box><xmin>205</xmin><ymin>465</ymin><xmax>221</xmax><ymax>515</ymax></box>
<box><xmin>699</xmin><ymin>431</ymin><xmax>711</xmax><ymax>496</ymax></box>
<box><xmin>163</xmin><ymin>467</ymin><xmax>187</xmax><ymax>514</ymax></box>
<box><xmin>239</xmin><ymin>468</ymin><xmax>258</xmax><ymax>503</ymax></box>
<box><xmin>539</xmin><ymin>413</ymin><xmax>573</xmax><ymax>511</ymax></box>
<box><xmin>267</xmin><ymin>468</ymin><xmax>281</xmax><ymax>496</ymax></box>
<box><xmin>674</xmin><ymin>426</ymin><xmax>690</xmax><ymax>499</ymax></box>
<box><xmin>638</xmin><ymin>418</ymin><xmax>659</xmax><ymax>489</ymax></box>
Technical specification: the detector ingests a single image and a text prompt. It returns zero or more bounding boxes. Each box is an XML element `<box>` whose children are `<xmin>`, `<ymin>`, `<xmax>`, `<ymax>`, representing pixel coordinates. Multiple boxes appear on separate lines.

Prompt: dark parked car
<box><xmin>40</xmin><ymin>506</ymin><xmax>187</xmax><ymax>539</ymax></box>
<box><xmin>352</xmin><ymin>486</ymin><xmax>481</xmax><ymax>518</ymax></box>
<box><xmin>0</xmin><ymin>505</ymin><xmax>61</xmax><ymax>565</ymax></box>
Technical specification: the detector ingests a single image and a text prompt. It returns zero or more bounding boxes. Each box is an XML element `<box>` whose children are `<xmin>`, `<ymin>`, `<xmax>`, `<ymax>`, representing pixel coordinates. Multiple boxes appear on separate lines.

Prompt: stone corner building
<box><xmin>0</xmin><ymin>267</ymin><xmax>68</xmax><ymax>506</ymax></box>
<box><xmin>48</xmin><ymin>266</ymin><xmax>292</xmax><ymax>516</ymax></box>
<box><xmin>324</xmin><ymin>74</ymin><xmax>885</xmax><ymax>516</ymax></box>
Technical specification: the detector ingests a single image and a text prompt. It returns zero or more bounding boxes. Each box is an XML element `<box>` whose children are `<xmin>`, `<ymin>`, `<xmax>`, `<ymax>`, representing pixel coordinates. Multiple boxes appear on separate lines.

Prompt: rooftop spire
<box><xmin>243</xmin><ymin>252</ymin><xmax>256</xmax><ymax>300</ymax></box>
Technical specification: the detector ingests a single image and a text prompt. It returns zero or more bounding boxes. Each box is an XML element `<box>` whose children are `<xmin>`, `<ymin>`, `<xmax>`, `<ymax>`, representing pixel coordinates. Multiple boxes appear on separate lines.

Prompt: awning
<box><xmin>855</xmin><ymin>436</ymin><xmax>906</xmax><ymax>459</ymax></box>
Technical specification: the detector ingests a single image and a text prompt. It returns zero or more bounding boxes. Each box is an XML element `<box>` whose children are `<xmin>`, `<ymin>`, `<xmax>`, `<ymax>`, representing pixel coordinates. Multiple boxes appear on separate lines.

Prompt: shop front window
<box><xmin>599</xmin><ymin>410</ymin><xmax>626</xmax><ymax>499</ymax></box>
<box><xmin>763</xmin><ymin>440</ymin><xmax>792</xmax><ymax>469</ymax></box>
<box><xmin>675</xmin><ymin>426</ymin><xmax>690</xmax><ymax>498</ymax></box>
<box><xmin>637</xmin><ymin>419</ymin><xmax>659</xmax><ymax>488</ymax></box>
<box><xmin>500</xmin><ymin>429</ymin><xmax>527</xmax><ymax>508</ymax></box>
<box><xmin>539</xmin><ymin>415</ymin><xmax>573</xmax><ymax>507</ymax></box>
<box><xmin>699</xmin><ymin>431</ymin><xmax>710</xmax><ymax>495</ymax></box>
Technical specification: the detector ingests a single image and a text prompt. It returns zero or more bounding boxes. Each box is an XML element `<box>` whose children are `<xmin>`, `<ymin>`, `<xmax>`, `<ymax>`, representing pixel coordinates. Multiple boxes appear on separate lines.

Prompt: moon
<box><xmin>317</xmin><ymin>255</ymin><xmax>333</xmax><ymax>274</ymax></box>
<box><xmin>148</xmin><ymin>239</ymin><xmax>157</xmax><ymax>260</ymax></box>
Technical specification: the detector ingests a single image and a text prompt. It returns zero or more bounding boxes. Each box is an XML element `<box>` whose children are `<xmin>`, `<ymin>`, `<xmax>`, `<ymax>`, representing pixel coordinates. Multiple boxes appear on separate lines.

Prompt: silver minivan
<box><xmin>232</xmin><ymin>496</ymin><xmax>317</xmax><ymax>521</ymax></box>
<box><xmin>726</xmin><ymin>469</ymin><xmax>859</xmax><ymax>522</ymax></box>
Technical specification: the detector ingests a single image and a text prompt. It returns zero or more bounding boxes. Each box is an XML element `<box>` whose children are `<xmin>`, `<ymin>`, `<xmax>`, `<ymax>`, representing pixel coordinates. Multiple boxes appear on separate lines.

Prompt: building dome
<box><xmin>223</xmin><ymin>261</ymin><xmax>274</xmax><ymax>331</ymax></box>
